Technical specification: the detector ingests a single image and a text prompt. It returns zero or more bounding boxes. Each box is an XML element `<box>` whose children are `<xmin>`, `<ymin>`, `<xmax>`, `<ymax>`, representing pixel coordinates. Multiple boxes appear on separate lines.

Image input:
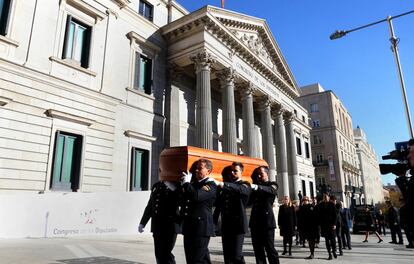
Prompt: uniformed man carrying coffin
<box><xmin>214</xmin><ymin>162</ymin><xmax>251</xmax><ymax>264</ymax></box>
<box><xmin>180</xmin><ymin>158</ymin><xmax>218</xmax><ymax>264</ymax></box>
<box><xmin>138</xmin><ymin>180</ymin><xmax>181</xmax><ymax>264</ymax></box>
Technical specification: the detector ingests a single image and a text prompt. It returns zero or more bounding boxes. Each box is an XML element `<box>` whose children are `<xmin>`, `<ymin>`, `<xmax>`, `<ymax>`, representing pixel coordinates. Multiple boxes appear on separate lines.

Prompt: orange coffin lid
<box><xmin>159</xmin><ymin>146</ymin><xmax>268</xmax><ymax>183</ymax></box>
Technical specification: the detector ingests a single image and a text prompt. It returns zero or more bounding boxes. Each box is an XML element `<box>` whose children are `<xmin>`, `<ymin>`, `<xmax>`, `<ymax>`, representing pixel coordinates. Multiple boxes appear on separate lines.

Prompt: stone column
<box><xmin>190</xmin><ymin>50</ymin><xmax>215</xmax><ymax>149</ymax></box>
<box><xmin>239</xmin><ymin>83</ymin><xmax>257</xmax><ymax>157</ymax></box>
<box><xmin>165</xmin><ymin>63</ymin><xmax>182</xmax><ymax>147</ymax></box>
<box><xmin>217</xmin><ymin>68</ymin><xmax>237</xmax><ymax>154</ymax></box>
<box><xmin>272</xmin><ymin>104</ymin><xmax>289</xmax><ymax>198</ymax></box>
<box><xmin>284</xmin><ymin>111</ymin><xmax>299</xmax><ymax>201</ymax></box>
<box><xmin>258</xmin><ymin>96</ymin><xmax>276</xmax><ymax>181</ymax></box>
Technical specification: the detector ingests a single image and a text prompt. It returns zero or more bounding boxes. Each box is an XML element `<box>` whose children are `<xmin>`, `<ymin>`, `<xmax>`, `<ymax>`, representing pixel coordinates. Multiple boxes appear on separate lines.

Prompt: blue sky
<box><xmin>176</xmin><ymin>1</ymin><xmax>414</xmax><ymax>185</ymax></box>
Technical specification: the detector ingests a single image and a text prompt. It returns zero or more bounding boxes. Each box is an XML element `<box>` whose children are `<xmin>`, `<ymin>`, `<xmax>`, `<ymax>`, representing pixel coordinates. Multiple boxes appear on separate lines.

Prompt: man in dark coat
<box><xmin>278</xmin><ymin>196</ymin><xmax>296</xmax><ymax>256</ymax></box>
<box><xmin>330</xmin><ymin>195</ymin><xmax>343</xmax><ymax>256</ymax></box>
<box><xmin>386</xmin><ymin>201</ymin><xmax>403</xmax><ymax>244</ymax></box>
<box><xmin>180</xmin><ymin>158</ymin><xmax>218</xmax><ymax>264</ymax></box>
<box><xmin>214</xmin><ymin>162</ymin><xmax>251</xmax><ymax>263</ymax></box>
<box><xmin>249</xmin><ymin>166</ymin><xmax>280</xmax><ymax>264</ymax></box>
<box><xmin>316</xmin><ymin>193</ymin><xmax>337</xmax><ymax>260</ymax></box>
<box><xmin>299</xmin><ymin>196</ymin><xmax>319</xmax><ymax>259</ymax></box>
<box><xmin>139</xmin><ymin>180</ymin><xmax>181</xmax><ymax>264</ymax></box>
<box><xmin>339</xmin><ymin>201</ymin><xmax>352</xmax><ymax>250</ymax></box>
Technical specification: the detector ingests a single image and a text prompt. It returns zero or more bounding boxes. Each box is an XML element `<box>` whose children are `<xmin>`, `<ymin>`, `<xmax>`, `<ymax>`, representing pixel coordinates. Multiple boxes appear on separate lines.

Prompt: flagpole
<box><xmin>221</xmin><ymin>0</ymin><xmax>224</xmax><ymax>8</ymax></box>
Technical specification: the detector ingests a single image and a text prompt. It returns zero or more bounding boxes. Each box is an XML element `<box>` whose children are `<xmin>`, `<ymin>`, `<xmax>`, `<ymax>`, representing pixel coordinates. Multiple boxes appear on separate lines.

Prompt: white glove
<box><xmin>138</xmin><ymin>224</ymin><xmax>145</xmax><ymax>233</ymax></box>
<box><xmin>180</xmin><ymin>171</ymin><xmax>192</xmax><ymax>184</ymax></box>
<box><xmin>164</xmin><ymin>181</ymin><xmax>177</xmax><ymax>191</ymax></box>
<box><xmin>250</xmin><ymin>184</ymin><xmax>258</xmax><ymax>190</ymax></box>
<box><xmin>213</xmin><ymin>179</ymin><xmax>223</xmax><ymax>187</ymax></box>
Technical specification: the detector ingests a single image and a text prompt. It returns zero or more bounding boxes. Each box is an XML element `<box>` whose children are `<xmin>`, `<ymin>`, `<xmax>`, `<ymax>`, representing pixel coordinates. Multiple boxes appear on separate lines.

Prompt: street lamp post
<box><xmin>330</xmin><ymin>10</ymin><xmax>414</xmax><ymax>138</ymax></box>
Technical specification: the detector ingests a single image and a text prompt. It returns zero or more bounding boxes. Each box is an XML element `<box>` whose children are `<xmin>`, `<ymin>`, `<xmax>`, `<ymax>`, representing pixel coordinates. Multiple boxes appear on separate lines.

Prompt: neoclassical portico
<box><xmin>162</xmin><ymin>6</ymin><xmax>308</xmax><ymax>200</ymax></box>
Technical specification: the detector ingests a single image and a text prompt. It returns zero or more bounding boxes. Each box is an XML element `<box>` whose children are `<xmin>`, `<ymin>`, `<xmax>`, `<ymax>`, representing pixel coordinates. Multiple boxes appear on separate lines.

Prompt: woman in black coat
<box><xmin>362</xmin><ymin>207</ymin><xmax>383</xmax><ymax>243</ymax></box>
<box><xmin>278</xmin><ymin>196</ymin><xmax>296</xmax><ymax>256</ymax></box>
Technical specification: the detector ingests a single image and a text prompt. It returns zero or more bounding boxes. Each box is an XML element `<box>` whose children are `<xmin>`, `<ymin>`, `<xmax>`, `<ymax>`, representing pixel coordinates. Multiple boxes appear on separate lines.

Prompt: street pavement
<box><xmin>0</xmin><ymin>232</ymin><xmax>413</xmax><ymax>264</ymax></box>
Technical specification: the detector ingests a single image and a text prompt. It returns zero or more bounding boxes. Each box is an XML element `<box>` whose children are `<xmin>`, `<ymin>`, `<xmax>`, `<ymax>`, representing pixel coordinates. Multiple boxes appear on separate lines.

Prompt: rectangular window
<box><xmin>302</xmin><ymin>180</ymin><xmax>307</xmax><ymax>197</ymax></box>
<box><xmin>134</xmin><ymin>52</ymin><xmax>152</xmax><ymax>94</ymax></box>
<box><xmin>313</xmin><ymin>135</ymin><xmax>322</xmax><ymax>144</ymax></box>
<box><xmin>139</xmin><ymin>0</ymin><xmax>153</xmax><ymax>21</ymax></box>
<box><xmin>130</xmin><ymin>147</ymin><xmax>149</xmax><ymax>191</ymax></box>
<box><xmin>296</xmin><ymin>137</ymin><xmax>302</xmax><ymax>155</ymax></box>
<box><xmin>0</xmin><ymin>0</ymin><xmax>11</xmax><ymax>36</ymax></box>
<box><xmin>310</xmin><ymin>103</ymin><xmax>319</xmax><ymax>112</ymax></box>
<box><xmin>312</xmin><ymin>119</ymin><xmax>320</xmax><ymax>128</ymax></box>
<box><xmin>316</xmin><ymin>153</ymin><xmax>324</xmax><ymax>163</ymax></box>
<box><xmin>62</xmin><ymin>15</ymin><xmax>92</xmax><ymax>68</ymax></box>
<box><xmin>305</xmin><ymin>142</ymin><xmax>310</xmax><ymax>158</ymax></box>
<box><xmin>50</xmin><ymin>131</ymin><xmax>83</xmax><ymax>191</ymax></box>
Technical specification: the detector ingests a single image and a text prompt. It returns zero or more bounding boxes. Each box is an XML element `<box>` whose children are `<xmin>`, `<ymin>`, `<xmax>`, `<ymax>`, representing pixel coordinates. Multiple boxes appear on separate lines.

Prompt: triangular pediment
<box><xmin>206</xmin><ymin>6</ymin><xmax>300</xmax><ymax>95</ymax></box>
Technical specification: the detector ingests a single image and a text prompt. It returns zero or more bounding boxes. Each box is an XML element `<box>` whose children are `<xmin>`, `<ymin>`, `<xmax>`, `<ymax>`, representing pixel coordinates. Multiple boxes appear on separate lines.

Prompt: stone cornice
<box><xmin>126</xmin><ymin>31</ymin><xmax>162</xmax><ymax>53</ymax></box>
<box><xmin>110</xmin><ymin>0</ymin><xmax>131</xmax><ymax>8</ymax></box>
<box><xmin>45</xmin><ymin>109</ymin><xmax>95</xmax><ymax>126</ymax></box>
<box><xmin>161</xmin><ymin>9</ymin><xmax>299</xmax><ymax>99</ymax></box>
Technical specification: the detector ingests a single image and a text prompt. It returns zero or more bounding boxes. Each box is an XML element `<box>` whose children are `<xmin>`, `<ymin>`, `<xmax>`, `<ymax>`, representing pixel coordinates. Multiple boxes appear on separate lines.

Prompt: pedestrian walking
<box><xmin>214</xmin><ymin>162</ymin><xmax>251</xmax><ymax>263</ymax></box>
<box><xmin>299</xmin><ymin>196</ymin><xmax>319</xmax><ymax>259</ymax></box>
<box><xmin>399</xmin><ymin>199</ymin><xmax>414</xmax><ymax>248</ymax></box>
<box><xmin>330</xmin><ymin>195</ymin><xmax>343</xmax><ymax>256</ymax></box>
<box><xmin>139</xmin><ymin>180</ymin><xmax>181</xmax><ymax>264</ymax></box>
<box><xmin>180</xmin><ymin>158</ymin><xmax>217</xmax><ymax>264</ymax></box>
<box><xmin>376</xmin><ymin>209</ymin><xmax>386</xmax><ymax>236</ymax></box>
<box><xmin>339</xmin><ymin>201</ymin><xmax>352</xmax><ymax>250</ymax></box>
<box><xmin>386</xmin><ymin>201</ymin><xmax>404</xmax><ymax>244</ymax></box>
<box><xmin>248</xmin><ymin>166</ymin><xmax>280</xmax><ymax>264</ymax></box>
<box><xmin>362</xmin><ymin>206</ymin><xmax>383</xmax><ymax>243</ymax></box>
<box><xmin>278</xmin><ymin>196</ymin><xmax>296</xmax><ymax>256</ymax></box>
<box><xmin>316</xmin><ymin>193</ymin><xmax>337</xmax><ymax>260</ymax></box>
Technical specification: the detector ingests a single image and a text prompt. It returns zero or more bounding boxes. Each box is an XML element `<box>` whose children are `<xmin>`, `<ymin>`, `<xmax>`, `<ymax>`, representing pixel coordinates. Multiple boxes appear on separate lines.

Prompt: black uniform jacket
<box><xmin>248</xmin><ymin>181</ymin><xmax>278</xmax><ymax>230</ymax></box>
<box><xmin>299</xmin><ymin>204</ymin><xmax>319</xmax><ymax>239</ymax></box>
<box><xmin>213</xmin><ymin>180</ymin><xmax>251</xmax><ymax>234</ymax></box>
<box><xmin>140</xmin><ymin>181</ymin><xmax>181</xmax><ymax>234</ymax></box>
<box><xmin>181</xmin><ymin>177</ymin><xmax>217</xmax><ymax>237</ymax></box>
<box><xmin>316</xmin><ymin>201</ymin><xmax>337</xmax><ymax>237</ymax></box>
<box><xmin>278</xmin><ymin>204</ymin><xmax>296</xmax><ymax>237</ymax></box>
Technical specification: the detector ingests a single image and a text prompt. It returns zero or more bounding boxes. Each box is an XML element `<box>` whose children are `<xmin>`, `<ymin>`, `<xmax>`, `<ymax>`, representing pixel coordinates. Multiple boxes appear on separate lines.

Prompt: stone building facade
<box><xmin>297</xmin><ymin>83</ymin><xmax>361</xmax><ymax>207</ymax></box>
<box><xmin>0</xmin><ymin>0</ymin><xmax>314</xmax><ymax>237</ymax></box>
<box><xmin>354</xmin><ymin>126</ymin><xmax>384</xmax><ymax>205</ymax></box>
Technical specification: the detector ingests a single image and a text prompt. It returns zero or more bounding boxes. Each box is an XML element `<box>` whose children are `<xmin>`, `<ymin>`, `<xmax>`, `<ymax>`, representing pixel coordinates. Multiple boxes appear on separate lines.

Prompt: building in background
<box><xmin>354</xmin><ymin>126</ymin><xmax>384</xmax><ymax>205</ymax></box>
<box><xmin>297</xmin><ymin>83</ymin><xmax>361</xmax><ymax>207</ymax></box>
<box><xmin>0</xmin><ymin>0</ymin><xmax>314</xmax><ymax>237</ymax></box>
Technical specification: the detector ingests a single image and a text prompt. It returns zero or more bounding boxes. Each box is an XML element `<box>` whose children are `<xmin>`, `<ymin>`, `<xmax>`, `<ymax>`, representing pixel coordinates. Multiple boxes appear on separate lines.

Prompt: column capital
<box><xmin>190</xmin><ymin>50</ymin><xmax>216</xmax><ymax>73</ymax></box>
<box><xmin>238</xmin><ymin>82</ymin><xmax>256</xmax><ymax>99</ymax></box>
<box><xmin>216</xmin><ymin>67</ymin><xmax>235</xmax><ymax>86</ymax></box>
<box><xmin>256</xmin><ymin>96</ymin><xmax>271</xmax><ymax>112</ymax></box>
<box><xmin>271</xmin><ymin>103</ymin><xmax>285</xmax><ymax>118</ymax></box>
<box><xmin>283</xmin><ymin>111</ymin><xmax>295</xmax><ymax>123</ymax></box>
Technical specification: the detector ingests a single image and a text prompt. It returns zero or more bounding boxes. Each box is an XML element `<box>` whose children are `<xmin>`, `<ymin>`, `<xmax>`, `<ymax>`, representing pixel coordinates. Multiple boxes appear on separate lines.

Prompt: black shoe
<box><xmin>332</xmin><ymin>252</ymin><xmax>337</xmax><ymax>259</ymax></box>
<box><xmin>282</xmin><ymin>251</ymin><xmax>287</xmax><ymax>255</ymax></box>
<box><xmin>305</xmin><ymin>255</ymin><xmax>314</xmax><ymax>259</ymax></box>
<box><xmin>406</xmin><ymin>244</ymin><xmax>414</xmax><ymax>249</ymax></box>
<box><xmin>328</xmin><ymin>254</ymin><xmax>332</xmax><ymax>260</ymax></box>
<box><xmin>389</xmin><ymin>241</ymin><xmax>397</xmax><ymax>244</ymax></box>
<box><xmin>362</xmin><ymin>240</ymin><xmax>368</xmax><ymax>243</ymax></box>
<box><xmin>378</xmin><ymin>239</ymin><xmax>383</xmax><ymax>243</ymax></box>
<box><xmin>339</xmin><ymin>251</ymin><xmax>343</xmax><ymax>256</ymax></box>
<box><xmin>348</xmin><ymin>246</ymin><xmax>352</xmax><ymax>250</ymax></box>
<box><xmin>398</xmin><ymin>241</ymin><xmax>404</xmax><ymax>244</ymax></box>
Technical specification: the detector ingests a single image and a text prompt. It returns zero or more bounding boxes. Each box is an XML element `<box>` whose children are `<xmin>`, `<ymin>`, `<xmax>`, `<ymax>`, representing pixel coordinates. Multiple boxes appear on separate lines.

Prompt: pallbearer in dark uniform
<box><xmin>180</xmin><ymin>158</ymin><xmax>217</xmax><ymax>264</ymax></box>
<box><xmin>299</xmin><ymin>196</ymin><xmax>319</xmax><ymax>259</ymax></box>
<box><xmin>214</xmin><ymin>162</ymin><xmax>251</xmax><ymax>264</ymax></box>
<box><xmin>316</xmin><ymin>193</ymin><xmax>337</xmax><ymax>260</ymax></box>
<box><xmin>248</xmin><ymin>166</ymin><xmax>280</xmax><ymax>264</ymax></box>
<box><xmin>139</xmin><ymin>180</ymin><xmax>181</xmax><ymax>264</ymax></box>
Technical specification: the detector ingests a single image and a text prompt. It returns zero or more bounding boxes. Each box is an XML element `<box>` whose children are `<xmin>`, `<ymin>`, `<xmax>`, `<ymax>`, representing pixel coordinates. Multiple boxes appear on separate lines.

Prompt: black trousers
<box><xmin>341</xmin><ymin>227</ymin><xmax>351</xmax><ymax>249</ymax></box>
<box><xmin>324</xmin><ymin>233</ymin><xmax>336</xmax><ymax>255</ymax></box>
<box><xmin>335</xmin><ymin>226</ymin><xmax>343</xmax><ymax>253</ymax></box>
<box><xmin>251</xmin><ymin>228</ymin><xmax>280</xmax><ymax>264</ymax></box>
<box><xmin>184</xmin><ymin>234</ymin><xmax>211</xmax><ymax>264</ymax></box>
<box><xmin>390</xmin><ymin>224</ymin><xmax>403</xmax><ymax>243</ymax></box>
<box><xmin>153</xmin><ymin>232</ymin><xmax>177</xmax><ymax>264</ymax></box>
<box><xmin>222</xmin><ymin>232</ymin><xmax>245</xmax><ymax>264</ymax></box>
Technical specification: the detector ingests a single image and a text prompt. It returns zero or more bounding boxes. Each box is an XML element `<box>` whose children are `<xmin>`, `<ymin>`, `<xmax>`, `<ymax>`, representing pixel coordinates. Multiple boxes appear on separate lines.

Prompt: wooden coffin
<box><xmin>159</xmin><ymin>146</ymin><xmax>268</xmax><ymax>183</ymax></box>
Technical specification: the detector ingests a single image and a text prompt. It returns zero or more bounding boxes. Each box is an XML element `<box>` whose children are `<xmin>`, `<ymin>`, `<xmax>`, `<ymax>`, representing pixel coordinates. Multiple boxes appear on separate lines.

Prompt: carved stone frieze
<box><xmin>237</xmin><ymin>82</ymin><xmax>256</xmax><ymax>99</ymax></box>
<box><xmin>216</xmin><ymin>67</ymin><xmax>235</xmax><ymax>86</ymax></box>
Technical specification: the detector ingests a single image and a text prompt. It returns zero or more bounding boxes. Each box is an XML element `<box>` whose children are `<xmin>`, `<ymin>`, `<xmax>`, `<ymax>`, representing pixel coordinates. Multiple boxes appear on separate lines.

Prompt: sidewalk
<box><xmin>0</xmin><ymin>233</ymin><xmax>413</xmax><ymax>263</ymax></box>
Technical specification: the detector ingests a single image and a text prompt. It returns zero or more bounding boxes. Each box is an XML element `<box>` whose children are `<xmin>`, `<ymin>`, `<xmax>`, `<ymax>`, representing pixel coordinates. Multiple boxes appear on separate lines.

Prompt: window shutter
<box><xmin>145</xmin><ymin>58</ymin><xmax>153</xmax><ymax>94</ymax></box>
<box><xmin>0</xmin><ymin>0</ymin><xmax>11</xmax><ymax>36</ymax></box>
<box><xmin>80</xmin><ymin>26</ymin><xmax>92</xmax><ymax>68</ymax></box>
<box><xmin>62</xmin><ymin>15</ymin><xmax>72</xmax><ymax>59</ymax></box>
<box><xmin>133</xmin><ymin>52</ymin><xmax>141</xmax><ymax>89</ymax></box>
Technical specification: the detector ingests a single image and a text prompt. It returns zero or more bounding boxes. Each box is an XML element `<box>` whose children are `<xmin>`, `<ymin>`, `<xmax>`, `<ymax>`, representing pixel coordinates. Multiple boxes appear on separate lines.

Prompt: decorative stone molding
<box><xmin>283</xmin><ymin>111</ymin><xmax>295</xmax><ymax>123</ymax></box>
<box><xmin>0</xmin><ymin>96</ymin><xmax>13</xmax><ymax>106</ymax></box>
<box><xmin>271</xmin><ymin>103</ymin><xmax>285</xmax><ymax>118</ymax></box>
<box><xmin>124</xmin><ymin>130</ymin><xmax>157</xmax><ymax>142</ymax></box>
<box><xmin>106</xmin><ymin>8</ymin><xmax>119</xmax><ymax>19</ymax></box>
<box><xmin>49</xmin><ymin>56</ymin><xmax>97</xmax><ymax>77</ymax></box>
<box><xmin>65</xmin><ymin>0</ymin><xmax>106</xmax><ymax>21</ymax></box>
<box><xmin>45</xmin><ymin>109</ymin><xmax>95</xmax><ymax>126</ymax></box>
<box><xmin>168</xmin><ymin>63</ymin><xmax>184</xmax><ymax>83</ymax></box>
<box><xmin>111</xmin><ymin>0</ymin><xmax>131</xmax><ymax>8</ymax></box>
<box><xmin>190</xmin><ymin>50</ymin><xmax>216</xmax><ymax>73</ymax></box>
<box><xmin>256</xmin><ymin>96</ymin><xmax>271</xmax><ymax>112</ymax></box>
<box><xmin>126</xmin><ymin>31</ymin><xmax>161</xmax><ymax>53</ymax></box>
<box><xmin>238</xmin><ymin>82</ymin><xmax>255</xmax><ymax>99</ymax></box>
